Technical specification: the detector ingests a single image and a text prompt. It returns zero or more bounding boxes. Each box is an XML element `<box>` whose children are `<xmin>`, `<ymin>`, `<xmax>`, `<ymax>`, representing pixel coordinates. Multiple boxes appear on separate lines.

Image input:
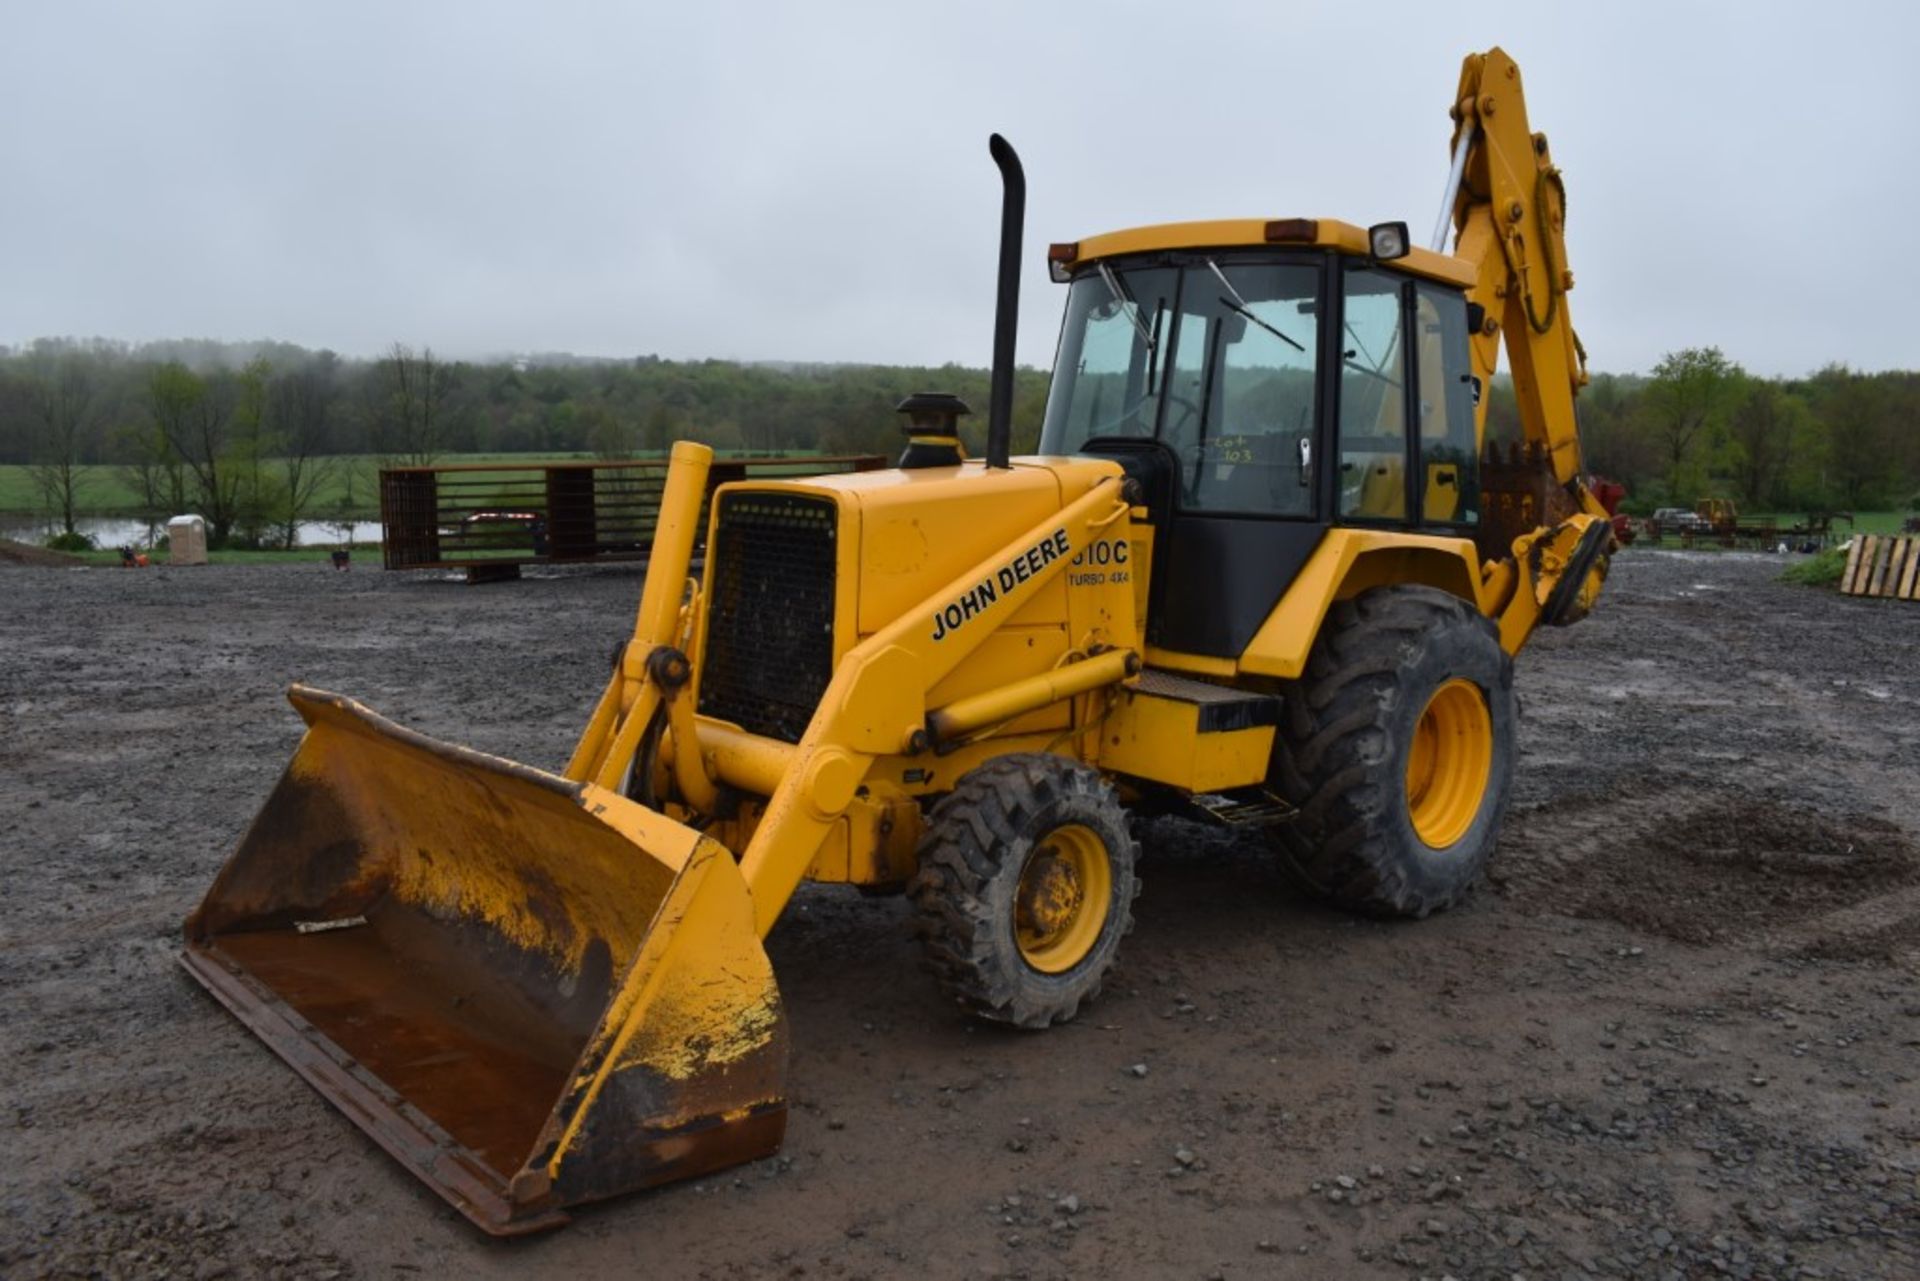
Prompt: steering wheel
<box><xmin>1152</xmin><ymin>393</ymin><xmax>1214</xmax><ymax>502</ymax></box>
<box><xmin>1084</xmin><ymin>393</ymin><xmax>1153</xmax><ymax>437</ymax></box>
<box><xmin>1161</xmin><ymin>392</ymin><xmax>1203</xmax><ymax>439</ymax></box>
<box><xmin>1084</xmin><ymin>390</ymin><xmax>1203</xmax><ymax>441</ymax></box>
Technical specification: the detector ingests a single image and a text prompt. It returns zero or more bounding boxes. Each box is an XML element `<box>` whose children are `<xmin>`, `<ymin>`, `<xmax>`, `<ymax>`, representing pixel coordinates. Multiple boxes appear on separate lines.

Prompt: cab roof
<box><xmin>1056</xmin><ymin>218</ymin><xmax>1475</xmax><ymax>289</ymax></box>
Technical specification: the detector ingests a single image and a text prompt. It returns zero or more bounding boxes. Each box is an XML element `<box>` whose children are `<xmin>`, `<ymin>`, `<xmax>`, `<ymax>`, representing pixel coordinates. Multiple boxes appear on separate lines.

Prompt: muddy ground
<box><xmin>2</xmin><ymin>550</ymin><xmax>1916</xmax><ymax>1280</ymax></box>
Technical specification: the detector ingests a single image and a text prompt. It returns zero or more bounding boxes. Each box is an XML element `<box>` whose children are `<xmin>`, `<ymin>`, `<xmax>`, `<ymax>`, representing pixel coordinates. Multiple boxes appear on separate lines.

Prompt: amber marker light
<box><xmin>1264</xmin><ymin>218</ymin><xmax>1319</xmax><ymax>242</ymax></box>
<box><xmin>1047</xmin><ymin>242</ymin><xmax>1078</xmax><ymax>283</ymax></box>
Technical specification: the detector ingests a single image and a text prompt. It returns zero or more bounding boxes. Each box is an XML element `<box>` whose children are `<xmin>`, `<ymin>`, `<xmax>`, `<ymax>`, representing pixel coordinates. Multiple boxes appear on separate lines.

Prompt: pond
<box><xmin>0</xmin><ymin>516</ymin><xmax>384</xmax><ymax>549</ymax></box>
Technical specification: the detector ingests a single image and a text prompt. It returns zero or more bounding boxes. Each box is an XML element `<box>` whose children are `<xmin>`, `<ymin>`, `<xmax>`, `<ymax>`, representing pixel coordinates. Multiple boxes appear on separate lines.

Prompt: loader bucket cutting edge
<box><xmin>181</xmin><ymin>685</ymin><xmax>789</xmax><ymax>1235</ymax></box>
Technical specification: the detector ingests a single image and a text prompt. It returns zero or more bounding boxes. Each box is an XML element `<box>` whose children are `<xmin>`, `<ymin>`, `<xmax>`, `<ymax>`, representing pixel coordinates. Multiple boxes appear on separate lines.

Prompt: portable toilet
<box><xmin>168</xmin><ymin>515</ymin><xmax>209</xmax><ymax>565</ymax></box>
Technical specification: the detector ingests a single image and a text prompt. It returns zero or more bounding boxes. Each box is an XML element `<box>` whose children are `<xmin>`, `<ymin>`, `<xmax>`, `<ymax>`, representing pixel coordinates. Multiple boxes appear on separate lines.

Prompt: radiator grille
<box><xmin>697</xmin><ymin>492</ymin><xmax>838</xmax><ymax>744</ymax></box>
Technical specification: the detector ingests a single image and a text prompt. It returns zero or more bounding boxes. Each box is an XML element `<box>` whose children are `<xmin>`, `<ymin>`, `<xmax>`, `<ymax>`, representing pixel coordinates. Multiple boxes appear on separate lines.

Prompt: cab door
<box><xmin>1145</xmin><ymin>256</ymin><xmax>1329</xmax><ymax>657</ymax></box>
<box><xmin>1332</xmin><ymin>266</ymin><xmax>1481</xmax><ymax>534</ymax></box>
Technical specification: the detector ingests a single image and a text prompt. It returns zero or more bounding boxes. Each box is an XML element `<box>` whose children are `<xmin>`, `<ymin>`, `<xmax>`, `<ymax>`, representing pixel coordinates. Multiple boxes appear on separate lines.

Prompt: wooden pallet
<box><xmin>1840</xmin><ymin>535</ymin><xmax>1920</xmax><ymax>600</ymax></box>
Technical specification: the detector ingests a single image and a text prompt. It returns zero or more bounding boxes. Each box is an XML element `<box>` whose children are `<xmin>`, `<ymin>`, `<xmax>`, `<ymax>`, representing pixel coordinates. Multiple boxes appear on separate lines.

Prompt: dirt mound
<box><xmin>1509</xmin><ymin>793</ymin><xmax>1920</xmax><ymax>946</ymax></box>
<box><xmin>0</xmin><ymin>537</ymin><xmax>83</xmax><ymax>567</ymax></box>
<box><xmin>1794</xmin><ymin>915</ymin><xmax>1920</xmax><ymax>964</ymax></box>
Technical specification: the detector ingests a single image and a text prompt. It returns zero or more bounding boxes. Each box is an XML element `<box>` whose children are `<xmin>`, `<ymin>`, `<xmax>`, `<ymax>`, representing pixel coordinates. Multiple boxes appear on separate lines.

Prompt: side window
<box><xmin>1414</xmin><ymin>285</ymin><xmax>1479</xmax><ymax>526</ymax></box>
<box><xmin>1337</xmin><ymin>268</ymin><xmax>1409</xmax><ymax>520</ymax></box>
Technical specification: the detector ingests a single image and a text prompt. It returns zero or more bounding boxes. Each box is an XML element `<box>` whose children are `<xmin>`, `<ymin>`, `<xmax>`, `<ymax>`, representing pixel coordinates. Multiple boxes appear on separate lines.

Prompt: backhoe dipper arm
<box><xmin>1444</xmin><ymin>47</ymin><xmax>1607</xmax><ymax>521</ymax></box>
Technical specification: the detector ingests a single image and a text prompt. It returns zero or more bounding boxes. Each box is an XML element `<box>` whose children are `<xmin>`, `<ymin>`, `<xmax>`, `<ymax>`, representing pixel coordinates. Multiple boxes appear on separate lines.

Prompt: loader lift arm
<box><xmin>568</xmin><ymin>441</ymin><xmax>1138</xmax><ymax>937</ymax></box>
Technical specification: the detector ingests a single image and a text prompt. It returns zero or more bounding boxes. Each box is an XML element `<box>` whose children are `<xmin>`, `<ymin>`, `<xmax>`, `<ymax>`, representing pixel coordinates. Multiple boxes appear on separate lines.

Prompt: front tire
<box><xmin>909</xmin><ymin>754</ymin><xmax>1139</xmax><ymax>1028</ymax></box>
<box><xmin>1270</xmin><ymin>586</ymin><xmax>1516</xmax><ymax>918</ymax></box>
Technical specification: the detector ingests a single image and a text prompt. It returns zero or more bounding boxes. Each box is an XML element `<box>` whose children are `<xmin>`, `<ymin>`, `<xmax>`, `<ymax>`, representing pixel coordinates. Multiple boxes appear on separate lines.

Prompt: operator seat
<box><xmin>1351</xmin><ymin>455</ymin><xmax>1406</xmax><ymax>519</ymax></box>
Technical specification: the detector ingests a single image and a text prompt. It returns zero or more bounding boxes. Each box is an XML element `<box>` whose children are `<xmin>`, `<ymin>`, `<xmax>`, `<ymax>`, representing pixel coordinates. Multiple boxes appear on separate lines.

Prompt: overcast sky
<box><xmin>4</xmin><ymin>1</ymin><xmax>1916</xmax><ymax>377</ymax></box>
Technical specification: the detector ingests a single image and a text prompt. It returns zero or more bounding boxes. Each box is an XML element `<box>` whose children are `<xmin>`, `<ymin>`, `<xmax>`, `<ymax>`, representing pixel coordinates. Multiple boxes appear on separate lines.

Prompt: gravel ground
<box><xmin>2</xmin><ymin>549</ymin><xmax>1916</xmax><ymax>1280</ymax></box>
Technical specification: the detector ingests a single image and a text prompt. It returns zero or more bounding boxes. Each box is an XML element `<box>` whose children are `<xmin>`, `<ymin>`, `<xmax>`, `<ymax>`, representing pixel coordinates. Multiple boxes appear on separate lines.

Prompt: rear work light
<box><xmin>1369</xmin><ymin>221</ymin><xmax>1411</xmax><ymax>260</ymax></box>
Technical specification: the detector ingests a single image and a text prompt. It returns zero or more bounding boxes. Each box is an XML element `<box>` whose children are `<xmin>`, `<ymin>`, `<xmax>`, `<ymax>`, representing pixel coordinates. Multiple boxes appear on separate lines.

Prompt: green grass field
<box><xmin>1780</xmin><ymin>546</ymin><xmax>1849</xmax><ymax>586</ymax></box>
<box><xmin>0</xmin><ymin>449</ymin><xmax>849</xmax><ymax>519</ymax></box>
<box><xmin>1745</xmin><ymin>511</ymin><xmax>1913</xmax><ymax>535</ymax></box>
<box><xmin>0</xmin><ymin>454</ymin><xmax>604</xmax><ymax>519</ymax></box>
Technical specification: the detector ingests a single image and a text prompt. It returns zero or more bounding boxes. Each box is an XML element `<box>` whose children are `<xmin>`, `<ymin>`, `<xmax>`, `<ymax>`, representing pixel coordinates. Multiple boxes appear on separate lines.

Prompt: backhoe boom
<box><xmin>1445</xmin><ymin>47</ymin><xmax>1607</xmax><ymax>521</ymax></box>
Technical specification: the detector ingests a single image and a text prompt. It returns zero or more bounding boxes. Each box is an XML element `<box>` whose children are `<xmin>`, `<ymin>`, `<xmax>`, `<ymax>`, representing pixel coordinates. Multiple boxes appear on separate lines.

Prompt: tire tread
<box><xmin>908</xmin><ymin>754</ymin><xmax>1139</xmax><ymax>1029</ymax></box>
<box><xmin>1272</xmin><ymin>586</ymin><xmax>1513</xmax><ymax>918</ymax></box>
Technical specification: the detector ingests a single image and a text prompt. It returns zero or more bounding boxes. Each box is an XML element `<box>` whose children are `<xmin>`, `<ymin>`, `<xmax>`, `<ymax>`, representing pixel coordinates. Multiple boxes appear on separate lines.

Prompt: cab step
<box><xmin>1189</xmin><ymin>788</ymin><xmax>1297</xmax><ymax>828</ymax></box>
<box><xmin>1133</xmin><ymin>669</ymin><xmax>1281</xmax><ymax>733</ymax></box>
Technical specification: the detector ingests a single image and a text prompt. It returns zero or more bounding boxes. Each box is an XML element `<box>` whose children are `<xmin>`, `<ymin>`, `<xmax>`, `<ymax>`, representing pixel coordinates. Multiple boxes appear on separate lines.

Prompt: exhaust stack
<box><xmin>986</xmin><ymin>134</ymin><xmax>1024</xmax><ymax>470</ymax></box>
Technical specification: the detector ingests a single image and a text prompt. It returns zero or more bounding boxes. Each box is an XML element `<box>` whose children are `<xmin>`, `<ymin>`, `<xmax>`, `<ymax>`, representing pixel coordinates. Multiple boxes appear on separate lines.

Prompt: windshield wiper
<box><xmin>1097</xmin><ymin>262</ymin><xmax>1157</xmax><ymax>351</ymax></box>
<box><xmin>1206</xmin><ymin>258</ymin><xmax>1305</xmax><ymax>352</ymax></box>
<box><xmin>1341</xmin><ymin>322</ymin><xmax>1401</xmax><ymax>385</ymax></box>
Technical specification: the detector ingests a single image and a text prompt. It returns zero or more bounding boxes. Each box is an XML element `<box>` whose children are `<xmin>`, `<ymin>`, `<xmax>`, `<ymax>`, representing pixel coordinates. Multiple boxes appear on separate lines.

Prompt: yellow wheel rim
<box><xmin>1404</xmin><ymin>678</ymin><xmax>1494</xmax><ymax>850</ymax></box>
<box><xmin>1014</xmin><ymin>823</ymin><xmax>1111</xmax><ymax>974</ymax></box>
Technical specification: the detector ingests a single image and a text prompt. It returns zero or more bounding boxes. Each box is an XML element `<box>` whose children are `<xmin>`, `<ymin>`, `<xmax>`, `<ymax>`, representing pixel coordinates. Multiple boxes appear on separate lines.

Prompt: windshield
<box><xmin>1040</xmin><ymin>258</ymin><xmax>1321</xmax><ymax>515</ymax></box>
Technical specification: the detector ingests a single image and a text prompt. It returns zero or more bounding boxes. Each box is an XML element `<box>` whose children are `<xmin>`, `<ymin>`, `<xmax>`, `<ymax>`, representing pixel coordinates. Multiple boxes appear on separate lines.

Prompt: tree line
<box><xmin>2</xmin><ymin>336</ymin><xmax>1913</xmax><ymax>547</ymax></box>
<box><xmin>1485</xmin><ymin>348</ymin><xmax>1919</xmax><ymax>515</ymax></box>
<box><xmin>0</xmin><ymin>338</ymin><xmax>1050</xmax><ymax>546</ymax></box>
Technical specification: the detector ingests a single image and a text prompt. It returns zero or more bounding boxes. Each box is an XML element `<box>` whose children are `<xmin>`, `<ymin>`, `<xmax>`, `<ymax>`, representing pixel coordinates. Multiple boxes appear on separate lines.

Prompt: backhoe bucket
<box><xmin>181</xmin><ymin>685</ymin><xmax>787</xmax><ymax>1235</ymax></box>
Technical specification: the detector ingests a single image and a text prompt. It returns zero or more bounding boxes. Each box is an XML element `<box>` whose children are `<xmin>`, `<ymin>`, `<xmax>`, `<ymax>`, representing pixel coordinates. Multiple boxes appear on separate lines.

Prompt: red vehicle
<box><xmin>1588</xmin><ymin>477</ymin><xmax>1635</xmax><ymax>545</ymax></box>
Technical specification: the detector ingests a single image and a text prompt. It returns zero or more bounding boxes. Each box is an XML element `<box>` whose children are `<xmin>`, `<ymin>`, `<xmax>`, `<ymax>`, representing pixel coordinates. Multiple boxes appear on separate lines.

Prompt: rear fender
<box><xmin>1237</xmin><ymin>530</ymin><xmax>1489</xmax><ymax>680</ymax></box>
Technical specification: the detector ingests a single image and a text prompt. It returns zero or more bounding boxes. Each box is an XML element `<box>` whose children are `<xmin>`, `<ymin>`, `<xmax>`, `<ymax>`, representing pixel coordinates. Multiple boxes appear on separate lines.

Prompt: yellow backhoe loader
<box><xmin>183</xmin><ymin>47</ymin><xmax>1612</xmax><ymax>1234</ymax></box>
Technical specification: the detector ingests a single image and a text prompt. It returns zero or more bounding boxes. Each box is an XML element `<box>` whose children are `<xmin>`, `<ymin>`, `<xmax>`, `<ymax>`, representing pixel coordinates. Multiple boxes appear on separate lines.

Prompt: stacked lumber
<box><xmin>1840</xmin><ymin>535</ymin><xmax>1920</xmax><ymax>600</ymax></box>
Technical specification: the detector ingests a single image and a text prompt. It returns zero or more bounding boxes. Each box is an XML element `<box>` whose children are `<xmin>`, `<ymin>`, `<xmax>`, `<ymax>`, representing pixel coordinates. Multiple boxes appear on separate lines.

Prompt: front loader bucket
<box><xmin>181</xmin><ymin>685</ymin><xmax>787</xmax><ymax>1235</ymax></box>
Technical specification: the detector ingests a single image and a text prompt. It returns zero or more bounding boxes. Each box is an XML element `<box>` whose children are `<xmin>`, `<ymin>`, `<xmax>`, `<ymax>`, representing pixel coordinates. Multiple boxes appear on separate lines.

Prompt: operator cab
<box><xmin>1038</xmin><ymin>222</ymin><xmax>1481</xmax><ymax>658</ymax></box>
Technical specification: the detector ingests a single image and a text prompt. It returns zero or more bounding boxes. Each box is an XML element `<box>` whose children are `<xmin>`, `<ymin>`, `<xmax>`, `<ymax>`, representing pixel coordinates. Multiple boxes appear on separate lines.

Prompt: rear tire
<box><xmin>909</xmin><ymin>754</ymin><xmax>1139</xmax><ymax>1028</ymax></box>
<box><xmin>1270</xmin><ymin>586</ymin><xmax>1515</xmax><ymax>918</ymax></box>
